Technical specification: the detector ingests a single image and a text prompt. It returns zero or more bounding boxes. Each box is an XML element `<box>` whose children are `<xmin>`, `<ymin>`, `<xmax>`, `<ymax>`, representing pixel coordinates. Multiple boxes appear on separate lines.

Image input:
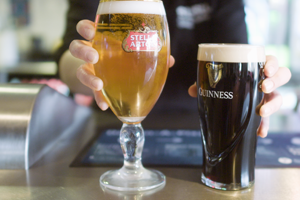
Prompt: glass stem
<box><xmin>120</xmin><ymin>123</ymin><xmax>145</xmax><ymax>170</ymax></box>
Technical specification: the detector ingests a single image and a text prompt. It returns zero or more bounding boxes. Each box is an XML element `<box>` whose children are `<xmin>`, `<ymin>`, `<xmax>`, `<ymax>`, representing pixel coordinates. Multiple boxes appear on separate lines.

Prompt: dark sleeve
<box><xmin>155</xmin><ymin>0</ymin><xmax>248</xmax><ymax>112</ymax></box>
<box><xmin>53</xmin><ymin>0</ymin><xmax>99</xmax><ymax>77</ymax></box>
<box><xmin>210</xmin><ymin>0</ymin><xmax>248</xmax><ymax>43</ymax></box>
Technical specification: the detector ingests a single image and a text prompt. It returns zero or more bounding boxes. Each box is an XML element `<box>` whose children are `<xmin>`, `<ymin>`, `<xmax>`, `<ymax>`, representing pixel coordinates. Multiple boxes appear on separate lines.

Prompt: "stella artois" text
<box><xmin>129</xmin><ymin>33</ymin><xmax>158</xmax><ymax>48</ymax></box>
<box><xmin>123</xmin><ymin>27</ymin><xmax>162</xmax><ymax>52</ymax></box>
<box><xmin>199</xmin><ymin>88</ymin><xmax>233</xmax><ymax>99</ymax></box>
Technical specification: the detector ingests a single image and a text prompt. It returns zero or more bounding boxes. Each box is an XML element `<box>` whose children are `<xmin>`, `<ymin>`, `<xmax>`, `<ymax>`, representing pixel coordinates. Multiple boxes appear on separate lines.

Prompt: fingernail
<box><xmin>259</xmin><ymin>128</ymin><xmax>268</xmax><ymax>138</ymax></box>
<box><xmin>87</xmin><ymin>51</ymin><xmax>97</xmax><ymax>63</ymax></box>
<box><xmin>92</xmin><ymin>78</ymin><xmax>102</xmax><ymax>90</ymax></box>
<box><xmin>268</xmin><ymin>66</ymin><xmax>275</xmax><ymax>76</ymax></box>
<box><xmin>85</xmin><ymin>28</ymin><xmax>94</xmax><ymax>39</ymax></box>
<box><xmin>99</xmin><ymin>102</ymin><xmax>108</xmax><ymax>110</ymax></box>
<box><xmin>262</xmin><ymin>106</ymin><xmax>271</xmax><ymax>116</ymax></box>
<box><xmin>263</xmin><ymin>80</ymin><xmax>274</xmax><ymax>92</ymax></box>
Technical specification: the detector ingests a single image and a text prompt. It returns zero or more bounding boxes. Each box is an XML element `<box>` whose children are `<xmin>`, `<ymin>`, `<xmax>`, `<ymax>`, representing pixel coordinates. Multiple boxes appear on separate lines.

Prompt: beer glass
<box><xmin>197</xmin><ymin>44</ymin><xmax>265</xmax><ymax>190</ymax></box>
<box><xmin>93</xmin><ymin>0</ymin><xmax>170</xmax><ymax>191</ymax></box>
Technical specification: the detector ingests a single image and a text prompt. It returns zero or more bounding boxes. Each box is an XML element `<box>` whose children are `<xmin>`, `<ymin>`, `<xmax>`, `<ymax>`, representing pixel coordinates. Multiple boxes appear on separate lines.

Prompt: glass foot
<box><xmin>100</xmin><ymin>165</ymin><xmax>166</xmax><ymax>191</ymax></box>
<box><xmin>100</xmin><ymin>123</ymin><xmax>165</xmax><ymax>191</ymax></box>
<box><xmin>201</xmin><ymin>173</ymin><xmax>254</xmax><ymax>190</ymax></box>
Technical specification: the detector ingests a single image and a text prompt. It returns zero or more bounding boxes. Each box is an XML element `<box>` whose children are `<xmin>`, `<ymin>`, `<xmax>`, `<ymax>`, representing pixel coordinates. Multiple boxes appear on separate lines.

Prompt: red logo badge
<box><xmin>122</xmin><ymin>23</ymin><xmax>162</xmax><ymax>53</ymax></box>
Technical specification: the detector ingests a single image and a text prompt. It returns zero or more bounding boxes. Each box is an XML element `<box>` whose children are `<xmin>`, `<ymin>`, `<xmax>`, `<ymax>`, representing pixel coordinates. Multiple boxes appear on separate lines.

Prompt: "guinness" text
<box><xmin>199</xmin><ymin>88</ymin><xmax>233</xmax><ymax>99</ymax></box>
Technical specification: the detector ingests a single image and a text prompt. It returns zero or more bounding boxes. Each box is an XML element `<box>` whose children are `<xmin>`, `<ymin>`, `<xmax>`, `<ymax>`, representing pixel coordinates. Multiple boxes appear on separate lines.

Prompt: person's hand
<box><xmin>69</xmin><ymin>19</ymin><xmax>175</xmax><ymax>110</ymax></box>
<box><xmin>188</xmin><ymin>55</ymin><xmax>291</xmax><ymax>138</ymax></box>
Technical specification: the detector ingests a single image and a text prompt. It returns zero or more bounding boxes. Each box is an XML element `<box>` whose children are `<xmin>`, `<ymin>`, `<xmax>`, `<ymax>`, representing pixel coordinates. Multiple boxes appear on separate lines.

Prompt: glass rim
<box><xmin>100</xmin><ymin>0</ymin><xmax>162</xmax><ymax>2</ymax></box>
<box><xmin>197</xmin><ymin>43</ymin><xmax>266</xmax><ymax>62</ymax></box>
<box><xmin>98</xmin><ymin>0</ymin><xmax>165</xmax><ymax>15</ymax></box>
<box><xmin>198</xmin><ymin>43</ymin><xmax>264</xmax><ymax>49</ymax></box>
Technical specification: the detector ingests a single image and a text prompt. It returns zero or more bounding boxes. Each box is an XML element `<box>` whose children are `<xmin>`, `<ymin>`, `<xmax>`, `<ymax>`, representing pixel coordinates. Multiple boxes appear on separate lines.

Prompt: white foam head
<box><xmin>97</xmin><ymin>1</ymin><xmax>166</xmax><ymax>15</ymax></box>
<box><xmin>197</xmin><ymin>44</ymin><xmax>266</xmax><ymax>63</ymax></box>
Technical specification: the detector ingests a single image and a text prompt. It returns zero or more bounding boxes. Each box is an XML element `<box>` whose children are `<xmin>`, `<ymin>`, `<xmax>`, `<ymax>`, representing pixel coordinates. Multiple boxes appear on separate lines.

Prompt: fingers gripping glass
<box><xmin>93</xmin><ymin>0</ymin><xmax>170</xmax><ymax>191</ymax></box>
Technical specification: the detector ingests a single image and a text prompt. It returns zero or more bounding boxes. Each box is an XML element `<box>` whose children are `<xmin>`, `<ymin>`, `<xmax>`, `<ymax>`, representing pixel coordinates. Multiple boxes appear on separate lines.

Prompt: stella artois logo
<box><xmin>206</xmin><ymin>63</ymin><xmax>223</xmax><ymax>88</ymax></box>
<box><xmin>122</xmin><ymin>23</ymin><xmax>162</xmax><ymax>53</ymax></box>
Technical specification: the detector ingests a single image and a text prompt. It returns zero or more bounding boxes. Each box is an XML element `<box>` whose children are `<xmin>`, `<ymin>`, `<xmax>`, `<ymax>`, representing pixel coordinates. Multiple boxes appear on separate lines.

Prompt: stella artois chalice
<box><xmin>93</xmin><ymin>0</ymin><xmax>170</xmax><ymax>191</ymax></box>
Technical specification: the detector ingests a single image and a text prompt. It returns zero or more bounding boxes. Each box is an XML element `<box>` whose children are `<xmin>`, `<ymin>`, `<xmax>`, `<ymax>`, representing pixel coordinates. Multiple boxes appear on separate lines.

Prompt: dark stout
<box><xmin>198</xmin><ymin>61</ymin><xmax>264</xmax><ymax>189</ymax></box>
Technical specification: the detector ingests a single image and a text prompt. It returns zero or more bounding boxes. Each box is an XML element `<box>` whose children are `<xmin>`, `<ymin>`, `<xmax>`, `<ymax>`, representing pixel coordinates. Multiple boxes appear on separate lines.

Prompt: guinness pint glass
<box><xmin>197</xmin><ymin>44</ymin><xmax>265</xmax><ymax>190</ymax></box>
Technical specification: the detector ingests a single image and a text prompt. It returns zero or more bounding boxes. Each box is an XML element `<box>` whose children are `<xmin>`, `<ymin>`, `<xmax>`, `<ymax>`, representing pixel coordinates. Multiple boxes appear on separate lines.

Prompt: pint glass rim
<box><xmin>197</xmin><ymin>43</ymin><xmax>266</xmax><ymax>63</ymax></box>
<box><xmin>198</xmin><ymin>43</ymin><xmax>263</xmax><ymax>48</ymax></box>
<box><xmin>100</xmin><ymin>0</ymin><xmax>162</xmax><ymax>3</ymax></box>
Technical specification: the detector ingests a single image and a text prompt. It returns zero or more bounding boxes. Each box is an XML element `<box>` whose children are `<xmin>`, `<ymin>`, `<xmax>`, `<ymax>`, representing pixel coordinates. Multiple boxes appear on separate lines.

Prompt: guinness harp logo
<box><xmin>206</xmin><ymin>63</ymin><xmax>223</xmax><ymax>88</ymax></box>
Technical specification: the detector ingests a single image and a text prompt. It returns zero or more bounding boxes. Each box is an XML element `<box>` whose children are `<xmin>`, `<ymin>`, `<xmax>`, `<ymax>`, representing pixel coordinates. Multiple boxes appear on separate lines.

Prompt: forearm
<box><xmin>59</xmin><ymin>50</ymin><xmax>93</xmax><ymax>96</ymax></box>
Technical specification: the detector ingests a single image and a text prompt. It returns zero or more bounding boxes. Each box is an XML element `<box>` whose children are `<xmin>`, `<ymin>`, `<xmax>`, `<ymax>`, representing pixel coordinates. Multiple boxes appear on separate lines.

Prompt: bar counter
<box><xmin>0</xmin><ymin>109</ymin><xmax>299</xmax><ymax>200</ymax></box>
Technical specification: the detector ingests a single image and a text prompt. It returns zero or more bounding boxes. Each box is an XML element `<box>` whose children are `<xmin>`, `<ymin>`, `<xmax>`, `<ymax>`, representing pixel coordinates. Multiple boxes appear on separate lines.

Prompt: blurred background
<box><xmin>0</xmin><ymin>0</ymin><xmax>69</xmax><ymax>94</ymax></box>
<box><xmin>0</xmin><ymin>0</ymin><xmax>299</xmax><ymax>132</ymax></box>
<box><xmin>244</xmin><ymin>0</ymin><xmax>300</xmax><ymax>132</ymax></box>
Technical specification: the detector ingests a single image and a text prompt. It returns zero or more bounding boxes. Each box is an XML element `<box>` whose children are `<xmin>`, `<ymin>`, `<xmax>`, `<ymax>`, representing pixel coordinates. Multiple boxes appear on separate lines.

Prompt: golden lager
<box><xmin>96</xmin><ymin>0</ymin><xmax>169</xmax><ymax>191</ymax></box>
<box><xmin>93</xmin><ymin>1</ymin><xmax>170</xmax><ymax>123</ymax></box>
